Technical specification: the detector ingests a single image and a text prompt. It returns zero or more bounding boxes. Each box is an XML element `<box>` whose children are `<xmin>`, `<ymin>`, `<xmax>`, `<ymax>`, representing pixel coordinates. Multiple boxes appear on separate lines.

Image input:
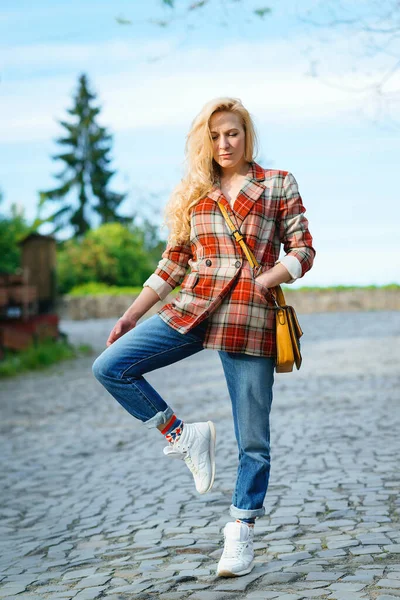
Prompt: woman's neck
<box><xmin>219</xmin><ymin>160</ymin><xmax>251</xmax><ymax>182</ymax></box>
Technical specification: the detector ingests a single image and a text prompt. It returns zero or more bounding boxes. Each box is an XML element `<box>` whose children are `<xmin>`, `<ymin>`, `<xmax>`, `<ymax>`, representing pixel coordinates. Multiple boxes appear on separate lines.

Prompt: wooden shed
<box><xmin>18</xmin><ymin>233</ymin><xmax>57</xmax><ymax>313</ymax></box>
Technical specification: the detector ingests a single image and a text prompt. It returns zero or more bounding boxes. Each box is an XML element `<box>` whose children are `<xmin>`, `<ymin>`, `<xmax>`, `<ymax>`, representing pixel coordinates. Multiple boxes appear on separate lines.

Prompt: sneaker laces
<box><xmin>167</xmin><ymin>433</ymin><xmax>200</xmax><ymax>476</ymax></box>
<box><xmin>183</xmin><ymin>453</ymin><xmax>199</xmax><ymax>476</ymax></box>
<box><xmin>222</xmin><ymin>539</ymin><xmax>249</xmax><ymax>560</ymax></box>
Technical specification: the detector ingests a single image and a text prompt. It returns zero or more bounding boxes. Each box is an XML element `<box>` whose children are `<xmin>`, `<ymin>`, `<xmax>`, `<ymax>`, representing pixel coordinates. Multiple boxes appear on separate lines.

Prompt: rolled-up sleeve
<box><xmin>275</xmin><ymin>171</ymin><xmax>316</xmax><ymax>283</ymax></box>
<box><xmin>142</xmin><ymin>241</ymin><xmax>192</xmax><ymax>301</ymax></box>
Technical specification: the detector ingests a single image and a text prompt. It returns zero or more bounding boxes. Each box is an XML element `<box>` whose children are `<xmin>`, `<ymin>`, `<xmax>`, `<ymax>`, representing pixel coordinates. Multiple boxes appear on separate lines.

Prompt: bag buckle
<box><xmin>231</xmin><ymin>228</ymin><xmax>244</xmax><ymax>243</ymax></box>
<box><xmin>269</xmin><ymin>290</ymin><xmax>281</xmax><ymax>309</ymax></box>
<box><xmin>252</xmin><ymin>264</ymin><xmax>263</xmax><ymax>278</ymax></box>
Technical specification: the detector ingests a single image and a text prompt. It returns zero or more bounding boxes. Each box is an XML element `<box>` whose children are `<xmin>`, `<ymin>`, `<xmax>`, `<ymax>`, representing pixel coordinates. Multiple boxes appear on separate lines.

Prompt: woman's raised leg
<box><xmin>92</xmin><ymin>313</ymin><xmax>216</xmax><ymax>493</ymax></box>
<box><xmin>92</xmin><ymin>313</ymin><xmax>207</xmax><ymax>428</ymax></box>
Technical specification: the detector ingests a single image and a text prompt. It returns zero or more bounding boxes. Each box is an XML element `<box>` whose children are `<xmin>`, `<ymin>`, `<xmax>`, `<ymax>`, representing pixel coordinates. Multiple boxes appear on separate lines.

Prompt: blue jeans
<box><xmin>92</xmin><ymin>313</ymin><xmax>275</xmax><ymax>520</ymax></box>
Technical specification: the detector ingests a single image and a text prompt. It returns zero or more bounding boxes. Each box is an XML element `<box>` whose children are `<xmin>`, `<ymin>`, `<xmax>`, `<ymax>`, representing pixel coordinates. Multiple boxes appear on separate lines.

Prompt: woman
<box><xmin>92</xmin><ymin>97</ymin><xmax>316</xmax><ymax>577</ymax></box>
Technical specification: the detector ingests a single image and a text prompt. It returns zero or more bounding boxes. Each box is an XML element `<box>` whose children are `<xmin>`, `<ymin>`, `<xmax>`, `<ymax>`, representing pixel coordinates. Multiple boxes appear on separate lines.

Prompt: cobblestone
<box><xmin>305</xmin><ymin>571</ymin><xmax>345</xmax><ymax>580</ymax></box>
<box><xmin>293</xmin><ymin>591</ymin><xmax>328</xmax><ymax>598</ymax></box>
<box><xmin>0</xmin><ymin>311</ymin><xmax>399</xmax><ymax>599</ymax></box>
<box><xmin>384</xmin><ymin>545</ymin><xmax>400</xmax><ymax>553</ymax></box>
<box><xmin>245</xmin><ymin>593</ymin><xmax>280</xmax><ymax>599</ymax></box>
<box><xmin>378</xmin><ymin>580</ymin><xmax>400</xmax><ymax>589</ymax></box>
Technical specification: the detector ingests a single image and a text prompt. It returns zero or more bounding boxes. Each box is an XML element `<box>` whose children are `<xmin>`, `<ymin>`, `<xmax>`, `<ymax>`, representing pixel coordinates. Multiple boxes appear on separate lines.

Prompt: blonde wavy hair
<box><xmin>162</xmin><ymin>96</ymin><xmax>259</xmax><ymax>247</ymax></box>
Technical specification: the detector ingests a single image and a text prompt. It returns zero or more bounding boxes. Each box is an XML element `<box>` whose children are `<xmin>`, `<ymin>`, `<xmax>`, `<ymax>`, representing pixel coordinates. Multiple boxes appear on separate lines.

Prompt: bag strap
<box><xmin>217</xmin><ymin>200</ymin><xmax>285</xmax><ymax>308</ymax></box>
<box><xmin>217</xmin><ymin>201</ymin><xmax>260</xmax><ymax>272</ymax></box>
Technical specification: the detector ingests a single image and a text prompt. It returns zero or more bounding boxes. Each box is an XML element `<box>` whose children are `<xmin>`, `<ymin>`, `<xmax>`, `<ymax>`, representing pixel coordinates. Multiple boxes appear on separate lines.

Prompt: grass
<box><xmin>0</xmin><ymin>337</ymin><xmax>93</xmax><ymax>379</ymax></box>
<box><xmin>68</xmin><ymin>281</ymin><xmax>183</xmax><ymax>297</ymax></box>
<box><xmin>284</xmin><ymin>283</ymin><xmax>400</xmax><ymax>292</ymax></box>
<box><xmin>67</xmin><ymin>282</ymin><xmax>400</xmax><ymax>297</ymax></box>
<box><xmin>67</xmin><ymin>282</ymin><xmax>144</xmax><ymax>296</ymax></box>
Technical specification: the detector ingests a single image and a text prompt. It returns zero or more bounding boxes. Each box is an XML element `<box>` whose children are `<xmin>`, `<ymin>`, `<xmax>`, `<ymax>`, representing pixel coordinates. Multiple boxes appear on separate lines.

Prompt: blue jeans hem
<box><xmin>143</xmin><ymin>407</ymin><xmax>174</xmax><ymax>429</ymax></box>
<box><xmin>229</xmin><ymin>504</ymin><xmax>265</xmax><ymax>519</ymax></box>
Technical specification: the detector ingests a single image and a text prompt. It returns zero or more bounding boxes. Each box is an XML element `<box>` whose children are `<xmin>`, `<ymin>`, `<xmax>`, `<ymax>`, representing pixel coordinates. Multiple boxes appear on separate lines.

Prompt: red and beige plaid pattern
<box><xmin>151</xmin><ymin>161</ymin><xmax>316</xmax><ymax>358</ymax></box>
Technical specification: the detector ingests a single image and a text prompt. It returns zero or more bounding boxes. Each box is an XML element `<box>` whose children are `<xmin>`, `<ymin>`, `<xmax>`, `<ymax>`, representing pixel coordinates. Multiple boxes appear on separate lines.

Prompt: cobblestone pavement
<box><xmin>1</xmin><ymin>311</ymin><xmax>399</xmax><ymax>600</ymax></box>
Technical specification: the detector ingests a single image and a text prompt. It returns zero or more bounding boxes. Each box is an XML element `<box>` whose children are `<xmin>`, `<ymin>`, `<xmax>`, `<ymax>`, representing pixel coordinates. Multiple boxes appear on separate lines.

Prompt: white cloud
<box><xmin>1</xmin><ymin>38</ymin><xmax>175</xmax><ymax>71</ymax></box>
<box><xmin>2</xmin><ymin>36</ymin><xmax>398</xmax><ymax>144</ymax></box>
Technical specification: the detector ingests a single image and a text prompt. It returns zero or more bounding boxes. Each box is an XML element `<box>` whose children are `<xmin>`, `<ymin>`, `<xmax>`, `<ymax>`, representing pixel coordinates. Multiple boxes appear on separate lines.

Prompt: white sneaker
<box><xmin>217</xmin><ymin>521</ymin><xmax>255</xmax><ymax>577</ymax></box>
<box><xmin>163</xmin><ymin>421</ymin><xmax>216</xmax><ymax>494</ymax></box>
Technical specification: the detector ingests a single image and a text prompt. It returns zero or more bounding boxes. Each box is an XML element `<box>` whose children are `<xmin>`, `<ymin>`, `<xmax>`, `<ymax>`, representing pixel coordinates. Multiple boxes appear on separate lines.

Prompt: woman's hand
<box><xmin>254</xmin><ymin>276</ymin><xmax>271</xmax><ymax>295</ymax></box>
<box><xmin>255</xmin><ymin>263</ymin><xmax>293</xmax><ymax>288</ymax></box>
<box><xmin>106</xmin><ymin>315</ymin><xmax>139</xmax><ymax>347</ymax></box>
<box><xmin>105</xmin><ymin>286</ymin><xmax>161</xmax><ymax>347</ymax></box>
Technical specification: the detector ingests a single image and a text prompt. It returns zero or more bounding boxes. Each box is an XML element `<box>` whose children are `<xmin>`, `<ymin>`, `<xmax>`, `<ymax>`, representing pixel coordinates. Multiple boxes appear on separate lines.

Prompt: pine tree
<box><xmin>40</xmin><ymin>73</ymin><xmax>129</xmax><ymax>237</ymax></box>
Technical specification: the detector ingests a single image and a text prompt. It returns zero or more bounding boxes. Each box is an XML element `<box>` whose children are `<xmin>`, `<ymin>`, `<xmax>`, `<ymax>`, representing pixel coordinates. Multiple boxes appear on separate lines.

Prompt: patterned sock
<box><xmin>236</xmin><ymin>518</ymin><xmax>255</xmax><ymax>528</ymax></box>
<box><xmin>161</xmin><ymin>414</ymin><xmax>184</xmax><ymax>442</ymax></box>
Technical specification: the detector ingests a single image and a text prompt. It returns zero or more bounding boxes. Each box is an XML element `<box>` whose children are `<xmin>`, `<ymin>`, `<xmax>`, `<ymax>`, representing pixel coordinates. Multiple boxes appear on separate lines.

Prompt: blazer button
<box><xmin>205</xmin><ymin>259</ymin><xmax>212</xmax><ymax>266</ymax></box>
<box><xmin>235</xmin><ymin>260</ymin><xmax>241</xmax><ymax>268</ymax></box>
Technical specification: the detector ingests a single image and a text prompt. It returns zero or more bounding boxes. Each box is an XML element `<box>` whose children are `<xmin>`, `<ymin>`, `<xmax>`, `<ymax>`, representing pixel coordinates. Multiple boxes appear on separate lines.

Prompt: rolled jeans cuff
<box><xmin>143</xmin><ymin>406</ymin><xmax>174</xmax><ymax>429</ymax></box>
<box><xmin>230</xmin><ymin>504</ymin><xmax>266</xmax><ymax>519</ymax></box>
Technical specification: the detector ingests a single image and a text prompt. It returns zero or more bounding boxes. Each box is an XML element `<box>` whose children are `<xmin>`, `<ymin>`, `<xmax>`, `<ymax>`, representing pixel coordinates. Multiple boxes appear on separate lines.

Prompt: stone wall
<box><xmin>58</xmin><ymin>288</ymin><xmax>400</xmax><ymax>321</ymax></box>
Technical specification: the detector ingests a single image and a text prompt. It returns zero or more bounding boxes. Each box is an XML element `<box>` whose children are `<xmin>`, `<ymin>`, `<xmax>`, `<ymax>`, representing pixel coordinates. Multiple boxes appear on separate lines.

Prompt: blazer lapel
<box><xmin>207</xmin><ymin>161</ymin><xmax>266</xmax><ymax>226</ymax></box>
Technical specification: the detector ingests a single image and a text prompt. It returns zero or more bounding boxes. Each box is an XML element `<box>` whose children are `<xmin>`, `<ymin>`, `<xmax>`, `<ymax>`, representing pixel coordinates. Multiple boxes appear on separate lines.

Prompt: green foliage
<box><xmin>379</xmin><ymin>283</ymin><xmax>400</xmax><ymax>289</ymax></box>
<box><xmin>40</xmin><ymin>73</ymin><xmax>128</xmax><ymax>238</ymax></box>
<box><xmin>0</xmin><ymin>187</ymin><xmax>83</xmax><ymax>275</ymax></box>
<box><xmin>56</xmin><ymin>222</ymin><xmax>157</xmax><ymax>294</ymax></box>
<box><xmin>0</xmin><ymin>195</ymin><xmax>32</xmax><ymax>273</ymax></box>
<box><xmin>0</xmin><ymin>339</ymin><xmax>93</xmax><ymax>378</ymax></box>
<box><xmin>189</xmin><ymin>1</ymin><xmax>207</xmax><ymax>9</ymax></box>
<box><xmin>115</xmin><ymin>15</ymin><xmax>133</xmax><ymax>25</ymax></box>
<box><xmin>68</xmin><ymin>282</ymin><xmax>143</xmax><ymax>296</ymax></box>
<box><xmin>254</xmin><ymin>7</ymin><xmax>272</xmax><ymax>18</ymax></box>
<box><xmin>67</xmin><ymin>281</ymin><xmax>181</xmax><ymax>296</ymax></box>
<box><xmin>67</xmin><ymin>281</ymin><xmax>400</xmax><ymax>298</ymax></box>
<box><xmin>285</xmin><ymin>284</ymin><xmax>400</xmax><ymax>292</ymax></box>
<box><xmin>0</xmin><ymin>188</ymin><xmax>167</xmax><ymax>296</ymax></box>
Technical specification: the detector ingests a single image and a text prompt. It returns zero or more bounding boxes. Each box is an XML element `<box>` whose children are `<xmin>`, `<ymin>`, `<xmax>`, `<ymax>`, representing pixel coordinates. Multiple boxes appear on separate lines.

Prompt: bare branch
<box><xmin>294</xmin><ymin>0</ymin><xmax>400</xmax><ymax>124</ymax></box>
<box><xmin>188</xmin><ymin>1</ymin><xmax>209</xmax><ymax>10</ymax></box>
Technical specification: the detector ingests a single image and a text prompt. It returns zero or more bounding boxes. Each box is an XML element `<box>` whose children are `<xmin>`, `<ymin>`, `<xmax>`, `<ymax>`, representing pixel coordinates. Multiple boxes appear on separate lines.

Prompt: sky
<box><xmin>1</xmin><ymin>0</ymin><xmax>399</xmax><ymax>287</ymax></box>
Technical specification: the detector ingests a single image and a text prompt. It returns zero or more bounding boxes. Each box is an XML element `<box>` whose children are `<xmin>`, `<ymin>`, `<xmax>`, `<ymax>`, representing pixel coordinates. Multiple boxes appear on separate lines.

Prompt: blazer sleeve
<box><xmin>275</xmin><ymin>171</ymin><xmax>316</xmax><ymax>283</ymax></box>
<box><xmin>142</xmin><ymin>240</ymin><xmax>192</xmax><ymax>301</ymax></box>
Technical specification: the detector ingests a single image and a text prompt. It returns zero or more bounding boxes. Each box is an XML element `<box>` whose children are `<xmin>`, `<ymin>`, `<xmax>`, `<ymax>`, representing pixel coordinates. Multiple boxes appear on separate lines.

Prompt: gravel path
<box><xmin>0</xmin><ymin>311</ymin><xmax>399</xmax><ymax>600</ymax></box>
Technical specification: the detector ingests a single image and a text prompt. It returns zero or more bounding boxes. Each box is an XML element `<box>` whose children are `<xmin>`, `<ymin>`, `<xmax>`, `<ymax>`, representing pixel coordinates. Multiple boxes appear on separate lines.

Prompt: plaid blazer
<box><xmin>143</xmin><ymin>161</ymin><xmax>316</xmax><ymax>357</ymax></box>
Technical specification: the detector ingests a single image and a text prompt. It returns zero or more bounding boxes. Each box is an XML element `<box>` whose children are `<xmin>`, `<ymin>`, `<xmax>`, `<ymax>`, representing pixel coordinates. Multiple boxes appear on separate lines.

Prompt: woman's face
<box><xmin>209</xmin><ymin>111</ymin><xmax>246</xmax><ymax>172</ymax></box>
